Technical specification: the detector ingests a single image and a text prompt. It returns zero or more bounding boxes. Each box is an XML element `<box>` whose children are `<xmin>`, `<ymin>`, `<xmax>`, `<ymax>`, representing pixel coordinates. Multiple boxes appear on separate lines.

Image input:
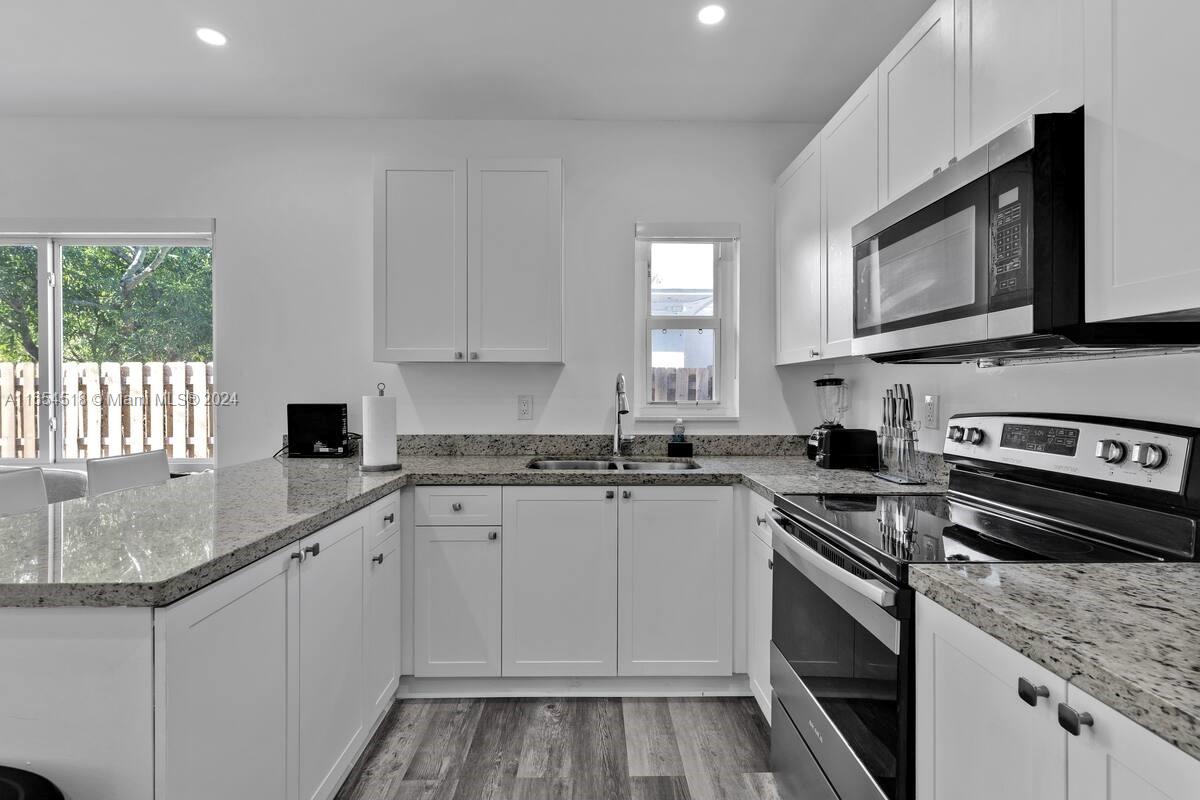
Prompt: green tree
<box><xmin>0</xmin><ymin>244</ymin><xmax>212</xmax><ymax>364</ymax></box>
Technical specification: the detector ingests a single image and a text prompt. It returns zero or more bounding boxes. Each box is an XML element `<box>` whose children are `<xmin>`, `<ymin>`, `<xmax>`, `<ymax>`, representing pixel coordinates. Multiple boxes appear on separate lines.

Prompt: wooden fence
<box><xmin>649</xmin><ymin>366</ymin><xmax>715</xmax><ymax>403</ymax></box>
<box><xmin>0</xmin><ymin>362</ymin><xmax>214</xmax><ymax>461</ymax></box>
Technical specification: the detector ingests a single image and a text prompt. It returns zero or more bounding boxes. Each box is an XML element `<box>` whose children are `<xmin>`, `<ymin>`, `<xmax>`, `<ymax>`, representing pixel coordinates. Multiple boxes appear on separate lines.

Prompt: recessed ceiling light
<box><xmin>697</xmin><ymin>5</ymin><xmax>726</xmax><ymax>25</ymax></box>
<box><xmin>195</xmin><ymin>27</ymin><xmax>227</xmax><ymax>47</ymax></box>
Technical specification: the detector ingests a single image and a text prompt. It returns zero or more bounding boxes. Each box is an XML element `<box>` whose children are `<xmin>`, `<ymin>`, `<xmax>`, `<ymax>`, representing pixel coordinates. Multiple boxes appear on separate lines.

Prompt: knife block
<box><xmin>875</xmin><ymin>427</ymin><xmax>926</xmax><ymax>485</ymax></box>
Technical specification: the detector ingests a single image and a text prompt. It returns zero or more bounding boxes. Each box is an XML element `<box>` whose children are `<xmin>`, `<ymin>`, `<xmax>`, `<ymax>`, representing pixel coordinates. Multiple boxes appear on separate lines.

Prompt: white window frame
<box><xmin>0</xmin><ymin>220</ymin><xmax>215</xmax><ymax>468</ymax></box>
<box><xmin>633</xmin><ymin>223</ymin><xmax>739</xmax><ymax>421</ymax></box>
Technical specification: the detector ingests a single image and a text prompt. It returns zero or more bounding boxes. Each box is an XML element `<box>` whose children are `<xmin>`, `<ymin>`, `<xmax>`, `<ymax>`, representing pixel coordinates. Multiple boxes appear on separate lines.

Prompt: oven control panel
<box><xmin>944</xmin><ymin>415</ymin><xmax>1191</xmax><ymax>494</ymax></box>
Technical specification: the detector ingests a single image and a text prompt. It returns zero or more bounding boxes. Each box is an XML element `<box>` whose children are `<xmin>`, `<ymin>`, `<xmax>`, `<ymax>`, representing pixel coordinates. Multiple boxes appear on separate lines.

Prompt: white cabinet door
<box><xmin>1084</xmin><ymin>0</ymin><xmax>1200</xmax><ymax>322</ymax></box>
<box><xmin>374</xmin><ymin>161</ymin><xmax>468</xmax><ymax>362</ymax></box>
<box><xmin>822</xmin><ymin>71</ymin><xmax>880</xmax><ymax>359</ymax></box>
<box><xmin>1065</xmin><ymin>683</ymin><xmax>1200</xmax><ymax>800</ymax></box>
<box><xmin>501</xmin><ymin>486</ymin><xmax>618</xmax><ymax>676</ymax></box>
<box><xmin>298</xmin><ymin>516</ymin><xmax>366</xmax><ymax>800</ymax></box>
<box><xmin>468</xmin><ymin>158</ymin><xmax>563</xmax><ymax>363</ymax></box>
<box><xmin>413</xmin><ymin>525</ymin><xmax>502</xmax><ymax>677</ymax></box>
<box><xmin>775</xmin><ymin>138</ymin><xmax>824</xmax><ymax>364</ymax></box>
<box><xmin>618</xmin><ymin>486</ymin><xmax>733</xmax><ymax>676</ymax></box>
<box><xmin>746</xmin><ymin>532</ymin><xmax>773</xmax><ymax>722</ymax></box>
<box><xmin>955</xmin><ymin>0</ymin><xmax>1083</xmax><ymax>156</ymax></box>
<box><xmin>878</xmin><ymin>0</ymin><xmax>957</xmax><ymax>203</ymax></box>
<box><xmin>155</xmin><ymin>547</ymin><xmax>300</xmax><ymax>800</ymax></box>
<box><xmin>363</xmin><ymin>532</ymin><xmax>402</xmax><ymax>724</ymax></box>
<box><xmin>915</xmin><ymin>595</ymin><xmax>1067</xmax><ymax>800</ymax></box>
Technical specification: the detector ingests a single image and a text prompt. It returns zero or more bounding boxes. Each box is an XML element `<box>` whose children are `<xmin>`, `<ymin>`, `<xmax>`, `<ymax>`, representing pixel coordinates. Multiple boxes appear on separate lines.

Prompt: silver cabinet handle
<box><xmin>290</xmin><ymin>551</ymin><xmax>304</xmax><ymax>562</ymax></box>
<box><xmin>606</xmin><ymin>490</ymin><xmax>615</xmax><ymax>499</ymax></box>
<box><xmin>767</xmin><ymin>558</ymin><xmax>774</xmax><ymax>570</ymax></box>
<box><xmin>622</xmin><ymin>490</ymin><xmax>632</xmax><ymax>499</ymax></box>
<box><xmin>454</xmin><ymin>351</ymin><xmax>464</xmax><ymax>360</ymax></box>
<box><xmin>488</xmin><ymin>531</ymin><xmax>499</xmax><ymax>541</ymax></box>
<box><xmin>1018</xmin><ymin>677</ymin><xmax>1050</xmax><ymax>707</ymax></box>
<box><xmin>469</xmin><ymin>352</ymin><xmax>479</xmax><ymax>360</ymax></box>
<box><xmin>809</xmin><ymin>348</ymin><xmax>820</xmax><ymax>358</ymax></box>
<box><xmin>372</xmin><ymin>553</ymin><xmax>384</xmax><ymax>565</ymax></box>
<box><xmin>452</xmin><ymin>502</ymin><xmax>463</xmax><ymax>511</ymax></box>
<box><xmin>383</xmin><ymin>513</ymin><xmax>394</xmax><ymax>524</ymax></box>
<box><xmin>1057</xmin><ymin>703</ymin><xmax>1094</xmax><ymax>736</ymax></box>
<box><xmin>756</xmin><ymin>515</ymin><xmax>767</xmax><ymax>526</ymax></box>
<box><xmin>303</xmin><ymin>543</ymin><xmax>320</xmax><ymax>558</ymax></box>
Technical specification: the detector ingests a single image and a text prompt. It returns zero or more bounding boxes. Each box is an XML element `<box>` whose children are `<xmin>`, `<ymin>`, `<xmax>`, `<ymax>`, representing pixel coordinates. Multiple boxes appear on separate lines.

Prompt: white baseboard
<box><xmin>396</xmin><ymin>673</ymin><xmax>752</xmax><ymax>700</ymax></box>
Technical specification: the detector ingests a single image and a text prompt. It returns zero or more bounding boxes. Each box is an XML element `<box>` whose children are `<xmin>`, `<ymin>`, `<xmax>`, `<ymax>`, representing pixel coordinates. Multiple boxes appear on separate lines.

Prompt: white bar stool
<box><xmin>86</xmin><ymin>450</ymin><xmax>170</xmax><ymax>496</ymax></box>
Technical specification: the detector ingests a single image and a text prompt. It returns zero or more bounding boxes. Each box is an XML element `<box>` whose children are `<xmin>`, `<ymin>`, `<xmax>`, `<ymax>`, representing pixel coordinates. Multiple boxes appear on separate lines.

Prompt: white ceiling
<box><xmin>2</xmin><ymin>0</ymin><xmax>930</xmax><ymax>122</ymax></box>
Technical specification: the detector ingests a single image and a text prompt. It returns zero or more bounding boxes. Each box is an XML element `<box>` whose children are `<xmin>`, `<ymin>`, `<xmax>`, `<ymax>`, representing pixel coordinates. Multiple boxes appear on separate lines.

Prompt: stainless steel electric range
<box><xmin>765</xmin><ymin>412</ymin><xmax>1200</xmax><ymax>800</ymax></box>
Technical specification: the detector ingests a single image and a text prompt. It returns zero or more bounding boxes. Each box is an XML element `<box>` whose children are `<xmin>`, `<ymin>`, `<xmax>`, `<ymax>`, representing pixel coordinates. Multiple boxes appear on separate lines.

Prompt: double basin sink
<box><xmin>528</xmin><ymin>458</ymin><xmax>701</xmax><ymax>471</ymax></box>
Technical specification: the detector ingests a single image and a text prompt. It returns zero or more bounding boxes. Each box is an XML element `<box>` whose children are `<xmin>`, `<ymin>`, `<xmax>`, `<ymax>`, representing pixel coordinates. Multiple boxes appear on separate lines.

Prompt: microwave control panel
<box><xmin>990</xmin><ymin>185</ymin><xmax>1027</xmax><ymax>300</ymax></box>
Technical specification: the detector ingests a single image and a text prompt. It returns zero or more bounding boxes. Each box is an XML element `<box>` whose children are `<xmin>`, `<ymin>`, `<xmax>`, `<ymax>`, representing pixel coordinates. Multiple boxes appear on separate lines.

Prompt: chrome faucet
<box><xmin>613</xmin><ymin>373</ymin><xmax>634</xmax><ymax>457</ymax></box>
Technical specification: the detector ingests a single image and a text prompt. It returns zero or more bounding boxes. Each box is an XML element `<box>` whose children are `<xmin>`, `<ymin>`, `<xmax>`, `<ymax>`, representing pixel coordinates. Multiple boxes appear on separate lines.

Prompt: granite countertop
<box><xmin>0</xmin><ymin>452</ymin><xmax>945</xmax><ymax>608</ymax></box>
<box><xmin>911</xmin><ymin>562</ymin><xmax>1200</xmax><ymax>761</ymax></box>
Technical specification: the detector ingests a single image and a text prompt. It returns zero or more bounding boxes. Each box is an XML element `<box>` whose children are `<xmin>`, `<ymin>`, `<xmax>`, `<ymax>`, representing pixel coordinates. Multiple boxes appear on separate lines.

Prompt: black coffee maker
<box><xmin>806</xmin><ymin>374</ymin><xmax>848</xmax><ymax>459</ymax></box>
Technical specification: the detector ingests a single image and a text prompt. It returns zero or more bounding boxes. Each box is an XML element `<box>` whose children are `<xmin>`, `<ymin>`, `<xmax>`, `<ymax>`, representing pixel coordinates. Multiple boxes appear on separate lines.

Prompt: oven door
<box><xmin>767</xmin><ymin>511</ymin><xmax>912</xmax><ymax>800</ymax></box>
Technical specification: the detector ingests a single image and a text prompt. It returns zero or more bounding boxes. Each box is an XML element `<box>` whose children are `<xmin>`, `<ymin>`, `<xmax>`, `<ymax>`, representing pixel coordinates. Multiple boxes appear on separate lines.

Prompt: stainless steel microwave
<box><xmin>850</xmin><ymin>109</ymin><xmax>1200</xmax><ymax>363</ymax></box>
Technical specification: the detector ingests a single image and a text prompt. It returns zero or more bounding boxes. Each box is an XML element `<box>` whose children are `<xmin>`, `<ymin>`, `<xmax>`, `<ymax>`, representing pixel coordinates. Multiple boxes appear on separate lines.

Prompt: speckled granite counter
<box><xmin>0</xmin><ymin>452</ymin><xmax>945</xmax><ymax>608</ymax></box>
<box><xmin>911</xmin><ymin>563</ymin><xmax>1200</xmax><ymax>761</ymax></box>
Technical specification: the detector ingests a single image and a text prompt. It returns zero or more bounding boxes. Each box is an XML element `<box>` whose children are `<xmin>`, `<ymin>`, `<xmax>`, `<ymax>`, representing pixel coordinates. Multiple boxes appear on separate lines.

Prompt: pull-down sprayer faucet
<box><xmin>613</xmin><ymin>373</ymin><xmax>634</xmax><ymax>457</ymax></box>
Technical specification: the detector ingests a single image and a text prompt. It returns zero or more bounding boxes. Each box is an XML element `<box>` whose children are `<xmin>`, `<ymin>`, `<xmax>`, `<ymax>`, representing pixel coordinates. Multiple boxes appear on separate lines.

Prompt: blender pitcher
<box><xmin>806</xmin><ymin>374</ymin><xmax>849</xmax><ymax>459</ymax></box>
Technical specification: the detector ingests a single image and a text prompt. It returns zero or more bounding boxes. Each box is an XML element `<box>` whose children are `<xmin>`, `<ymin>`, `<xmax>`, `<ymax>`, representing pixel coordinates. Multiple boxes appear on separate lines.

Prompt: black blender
<box><xmin>806</xmin><ymin>373</ymin><xmax>849</xmax><ymax>459</ymax></box>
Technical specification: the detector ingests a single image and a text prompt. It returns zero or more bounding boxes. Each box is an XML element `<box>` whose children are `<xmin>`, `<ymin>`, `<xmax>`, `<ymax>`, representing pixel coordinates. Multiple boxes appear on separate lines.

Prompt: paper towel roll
<box><xmin>362</xmin><ymin>393</ymin><xmax>398</xmax><ymax>467</ymax></box>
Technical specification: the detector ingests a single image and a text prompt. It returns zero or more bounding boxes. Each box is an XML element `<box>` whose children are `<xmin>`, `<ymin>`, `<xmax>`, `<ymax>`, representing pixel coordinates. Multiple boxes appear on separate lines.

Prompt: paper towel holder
<box><xmin>359</xmin><ymin>382</ymin><xmax>404</xmax><ymax>474</ymax></box>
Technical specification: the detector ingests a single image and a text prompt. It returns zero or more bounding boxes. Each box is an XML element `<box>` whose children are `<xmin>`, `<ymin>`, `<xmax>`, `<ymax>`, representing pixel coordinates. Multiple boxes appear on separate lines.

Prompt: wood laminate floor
<box><xmin>336</xmin><ymin>698</ymin><xmax>779</xmax><ymax>800</ymax></box>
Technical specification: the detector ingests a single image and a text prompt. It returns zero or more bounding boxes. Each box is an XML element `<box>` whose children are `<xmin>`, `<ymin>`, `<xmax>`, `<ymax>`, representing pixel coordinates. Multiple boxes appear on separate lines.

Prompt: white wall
<box><xmin>779</xmin><ymin>353</ymin><xmax>1200</xmax><ymax>453</ymax></box>
<box><xmin>0</xmin><ymin>117</ymin><xmax>816</xmax><ymax>466</ymax></box>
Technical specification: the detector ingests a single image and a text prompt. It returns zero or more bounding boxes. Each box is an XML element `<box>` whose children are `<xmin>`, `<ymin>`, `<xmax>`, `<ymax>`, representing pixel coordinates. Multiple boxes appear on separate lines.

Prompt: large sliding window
<box><xmin>0</xmin><ymin>226</ymin><xmax>214</xmax><ymax>465</ymax></box>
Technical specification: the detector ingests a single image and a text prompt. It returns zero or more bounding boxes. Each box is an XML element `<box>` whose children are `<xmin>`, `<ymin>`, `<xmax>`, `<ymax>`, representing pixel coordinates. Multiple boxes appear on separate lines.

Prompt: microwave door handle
<box><xmin>766</xmin><ymin>511</ymin><xmax>897</xmax><ymax>610</ymax></box>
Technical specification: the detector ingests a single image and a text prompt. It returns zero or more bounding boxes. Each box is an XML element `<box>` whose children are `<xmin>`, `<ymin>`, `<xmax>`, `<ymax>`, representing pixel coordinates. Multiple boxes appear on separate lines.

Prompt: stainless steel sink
<box><xmin>527</xmin><ymin>458</ymin><xmax>700</xmax><ymax>471</ymax></box>
<box><xmin>527</xmin><ymin>459</ymin><xmax>617</xmax><ymax>470</ymax></box>
<box><xmin>617</xmin><ymin>461</ymin><xmax>701</xmax><ymax>471</ymax></box>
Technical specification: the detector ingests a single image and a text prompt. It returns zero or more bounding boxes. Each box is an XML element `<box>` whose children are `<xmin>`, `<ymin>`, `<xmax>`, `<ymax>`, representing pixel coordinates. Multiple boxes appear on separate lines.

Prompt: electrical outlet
<box><xmin>923</xmin><ymin>394</ymin><xmax>940</xmax><ymax>430</ymax></box>
<box><xmin>517</xmin><ymin>395</ymin><xmax>533</xmax><ymax>421</ymax></box>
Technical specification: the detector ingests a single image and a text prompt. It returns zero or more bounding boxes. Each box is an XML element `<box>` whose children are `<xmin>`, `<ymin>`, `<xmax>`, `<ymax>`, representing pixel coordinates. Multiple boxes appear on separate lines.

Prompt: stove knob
<box><xmin>948</xmin><ymin>425</ymin><xmax>965</xmax><ymax>442</ymax></box>
<box><xmin>1094</xmin><ymin>439</ymin><xmax>1127</xmax><ymax>464</ymax></box>
<box><xmin>1132</xmin><ymin>442</ymin><xmax>1167</xmax><ymax>470</ymax></box>
<box><xmin>966</xmin><ymin>427</ymin><xmax>985</xmax><ymax>445</ymax></box>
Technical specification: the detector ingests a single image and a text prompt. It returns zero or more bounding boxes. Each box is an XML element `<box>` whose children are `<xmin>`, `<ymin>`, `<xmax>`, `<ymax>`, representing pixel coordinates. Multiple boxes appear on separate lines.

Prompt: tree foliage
<box><xmin>0</xmin><ymin>244</ymin><xmax>212</xmax><ymax>363</ymax></box>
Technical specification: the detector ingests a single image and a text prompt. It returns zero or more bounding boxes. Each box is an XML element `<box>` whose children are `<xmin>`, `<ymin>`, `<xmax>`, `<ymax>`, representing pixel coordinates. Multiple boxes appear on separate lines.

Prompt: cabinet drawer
<box><xmin>414</xmin><ymin>486</ymin><xmax>501</xmax><ymax>526</ymax></box>
<box><xmin>367</xmin><ymin>492</ymin><xmax>401</xmax><ymax>544</ymax></box>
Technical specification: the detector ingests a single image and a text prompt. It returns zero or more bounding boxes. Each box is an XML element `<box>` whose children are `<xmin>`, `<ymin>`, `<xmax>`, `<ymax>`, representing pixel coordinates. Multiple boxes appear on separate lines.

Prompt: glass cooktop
<box><xmin>777</xmin><ymin>494</ymin><xmax>1153</xmax><ymax>566</ymax></box>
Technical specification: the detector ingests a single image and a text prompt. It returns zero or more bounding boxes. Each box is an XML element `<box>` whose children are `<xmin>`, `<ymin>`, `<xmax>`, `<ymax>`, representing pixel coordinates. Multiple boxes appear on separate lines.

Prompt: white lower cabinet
<box><xmin>413</xmin><ymin>525</ymin><xmax>502</xmax><ymax>677</ymax></box>
<box><xmin>299</xmin><ymin>516</ymin><xmax>367</xmax><ymax>800</ymax></box>
<box><xmin>501</xmin><ymin>486</ymin><xmax>618</xmax><ymax>676</ymax></box>
<box><xmin>1065</xmin><ymin>683</ymin><xmax>1200</xmax><ymax>800</ymax></box>
<box><xmin>156</xmin><ymin>492</ymin><xmax>401</xmax><ymax>800</ymax></box>
<box><xmin>364</xmin><ymin>532</ymin><xmax>402</xmax><ymax>721</ymax></box>
<box><xmin>618</xmin><ymin>486</ymin><xmax>733</xmax><ymax>676</ymax></box>
<box><xmin>746</xmin><ymin>527</ymin><xmax>773</xmax><ymax>721</ymax></box>
<box><xmin>916</xmin><ymin>595</ymin><xmax>1067</xmax><ymax>800</ymax></box>
<box><xmin>917</xmin><ymin>594</ymin><xmax>1200</xmax><ymax>800</ymax></box>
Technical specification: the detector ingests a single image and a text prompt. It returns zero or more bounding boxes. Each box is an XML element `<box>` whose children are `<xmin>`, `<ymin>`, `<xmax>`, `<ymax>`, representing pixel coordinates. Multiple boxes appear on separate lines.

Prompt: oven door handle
<box><xmin>766</xmin><ymin>511</ymin><xmax>897</xmax><ymax>610</ymax></box>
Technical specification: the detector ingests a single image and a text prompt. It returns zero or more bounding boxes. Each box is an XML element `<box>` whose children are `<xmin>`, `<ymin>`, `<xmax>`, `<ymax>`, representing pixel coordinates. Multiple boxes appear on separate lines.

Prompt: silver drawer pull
<box><xmin>1058</xmin><ymin>703</ymin><xmax>1094</xmax><ymax>736</ymax></box>
<box><xmin>372</xmin><ymin>553</ymin><xmax>384</xmax><ymax>565</ymax></box>
<box><xmin>488</xmin><ymin>531</ymin><xmax>499</xmax><ymax>541</ymax></box>
<box><xmin>383</xmin><ymin>513</ymin><xmax>394</xmax><ymax>524</ymax></box>
<box><xmin>1018</xmin><ymin>677</ymin><xmax>1049</xmax><ymax>707</ymax></box>
<box><xmin>452</xmin><ymin>502</ymin><xmax>463</xmax><ymax>512</ymax></box>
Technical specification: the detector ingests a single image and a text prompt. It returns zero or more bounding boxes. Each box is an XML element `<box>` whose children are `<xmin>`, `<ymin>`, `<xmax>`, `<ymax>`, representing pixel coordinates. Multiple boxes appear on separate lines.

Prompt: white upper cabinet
<box><xmin>879</xmin><ymin>0</ymin><xmax>957</xmax><ymax>203</ymax></box>
<box><xmin>1065</xmin><ymin>683</ymin><xmax>1200</xmax><ymax>800</ymax></box>
<box><xmin>821</xmin><ymin>71</ymin><xmax>880</xmax><ymax>359</ymax></box>
<box><xmin>375</xmin><ymin>158</ymin><xmax>563</xmax><ymax>362</ymax></box>
<box><xmin>501</xmin><ymin>486</ymin><xmax>618</xmax><ymax>677</ymax></box>
<box><xmin>955</xmin><ymin>0</ymin><xmax>1083</xmax><ymax>156</ymax></box>
<box><xmin>775</xmin><ymin>138</ymin><xmax>824</xmax><ymax>365</ymax></box>
<box><xmin>375</xmin><ymin>161</ymin><xmax>468</xmax><ymax>362</ymax></box>
<box><xmin>1084</xmin><ymin>0</ymin><xmax>1200</xmax><ymax>322</ymax></box>
<box><xmin>468</xmin><ymin>159</ymin><xmax>563</xmax><ymax>362</ymax></box>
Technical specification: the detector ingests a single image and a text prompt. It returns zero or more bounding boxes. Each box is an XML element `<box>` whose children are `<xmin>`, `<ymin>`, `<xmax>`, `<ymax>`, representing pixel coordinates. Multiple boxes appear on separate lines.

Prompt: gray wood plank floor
<box><xmin>336</xmin><ymin>698</ymin><xmax>779</xmax><ymax>800</ymax></box>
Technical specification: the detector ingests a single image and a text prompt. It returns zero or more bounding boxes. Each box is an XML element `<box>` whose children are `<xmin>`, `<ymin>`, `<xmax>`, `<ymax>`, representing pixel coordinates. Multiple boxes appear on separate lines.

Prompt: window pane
<box><xmin>650</xmin><ymin>328</ymin><xmax>716</xmax><ymax>402</ymax></box>
<box><xmin>650</xmin><ymin>242</ymin><xmax>714</xmax><ymax>316</ymax></box>
<box><xmin>60</xmin><ymin>245</ymin><xmax>213</xmax><ymax>461</ymax></box>
<box><xmin>0</xmin><ymin>244</ymin><xmax>41</xmax><ymax>459</ymax></box>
